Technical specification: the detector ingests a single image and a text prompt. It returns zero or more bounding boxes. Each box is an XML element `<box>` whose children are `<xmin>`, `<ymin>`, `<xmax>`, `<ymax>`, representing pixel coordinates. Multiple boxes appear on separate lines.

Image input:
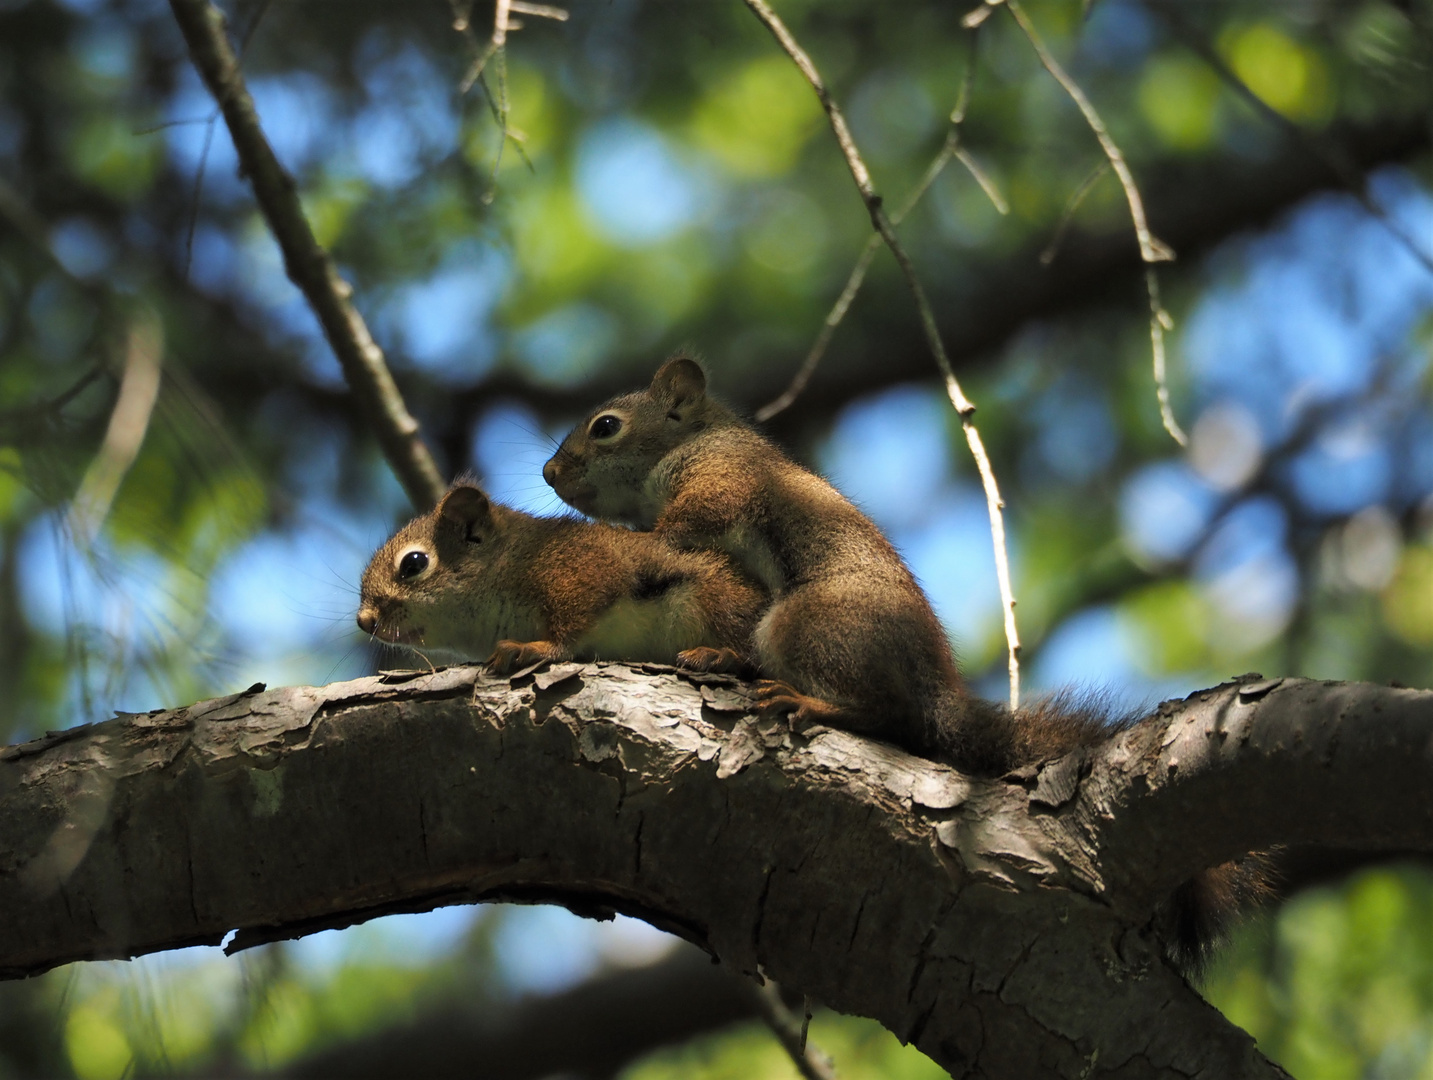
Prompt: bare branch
<box><xmin>456</xmin><ymin>0</ymin><xmax>565</xmax><ymax>95</ymax></box>
<box><xmin>1039</xmin><ymin>160</ymin><xmax>1109</xmax><ymax>266</ymax></box>
<box><xmin>757</xmin><ymin>28</ymin><xmax>1007</xmax><ymax>424</ymax></box>
<box><xmin>754</xmin><ymin>240</ymin><xmax>879</xmax><ymax>423</ymax></box>
<box><xmin>273</xmin><ymin>945</ymin><xmax>755</xmax><ymax>1080</ymax></box>
<box><xmin>509</xmin><ymin>1</ymin><xmax>568</xmax><ymax>20</ymax></box>
<box><xmin>1001</xmin><ymin>0</ymin><xmax>1167</xmax><ymax>266</ymax></box>
<box><xmin>743</xmin><ymin>0</ymin><xmax>1022</xmax><ymax>707</ymax></box>
<box><xmin>167</xmin><ymin>0</ymin><xmax>447</xmax><ymax>510</ymax></box>
<box><xmin>458</xmin><ymin>0</ymin><xmax>510</xmax><ymax>91</ymax></box>
<box><xmin>1001</xmin><ymin>0</ymin><xmax>1188</xmax><ymax>446</ymax></box>
<box><xmin>68</xmin><ymin>311</ymin><xmax>164</xmax><ymax>544</ymax></box>
<box><xmin>752</xmin><ymin>976</ymin><xmax>839</xmax><ymax>1080</ymax></box>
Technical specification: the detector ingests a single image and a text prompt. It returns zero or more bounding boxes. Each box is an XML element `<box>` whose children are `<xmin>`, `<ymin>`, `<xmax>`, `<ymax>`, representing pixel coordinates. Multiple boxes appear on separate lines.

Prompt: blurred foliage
<box><xmin>1205</xmin><ymin>866</ymin><xmax>1433</xmax><ymax>1080</ymax></box>
<box><xmin>4</xmin><ymin>0</ymin><xmax>1433</xmax><ymax>1075</ymax></box>
<box><xmin>622</xmin><ymin>1009</ymin><xmax>950</xmax><ymax>1080</ymax></box>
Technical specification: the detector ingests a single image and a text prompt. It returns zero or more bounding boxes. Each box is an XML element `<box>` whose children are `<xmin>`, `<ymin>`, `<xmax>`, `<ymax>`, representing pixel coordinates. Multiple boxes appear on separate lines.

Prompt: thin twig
<box><xmin>168</xmin><ymin>0</ymin><xmax>446</xmax><ymax>510</ymax></box>
<box><xmin>474</xmin><ymin>0</ymin><xmax>510</xmax><ymax>88</ymax></box>
<box><xmin>1147</xmin><ymin>267</ymin><xmax>1178</xmax><ymax>447</ymax></box>
<box><xmin>476</xmin><ymin>70</ymin><xmax>534</xmax><ymax>173</ymax></box>
<box><xmin>756</xmin><ymin>28</ymin><xmax>1007</xmax><ymax>423</ymax></box>
<box><xmin>69</xmin><ymin>311</ymin><xmax>164</xmax><ymax>544</ymax></box>
<box><xmin>744</xmin><ymin>0</ymin><xmax>1022</xmax><ymax>707</ymax></box>
<box><xmin>755</xmin><ymin>240</ymin><xmax>879</xmax><ymax>423</ymax></box>
<box><xmin>1148</xmin><ymin>0</ymin><xmax>1433</xmax><ymax>278</ymax></box>
<box><xmin>750</xmin><ymin>977</ymin><xmax>838</xmax><ymax>1080</ymax></box>
<box><xmin>182</xmin><ymin>112</ymin><xmax>218</xmax><ymax>282</ymax></box>
<box><xmin>449</xmin><ymin>0</ymin><xmax>541</xmax><ymax>199</ymax></box>
<box><xmin>953</xmin><ymin>145</ymin><xmax>1008</xmax><ymax>215</ymax></box>
<box><xmin>182</xmin><ymin>0</ymin><xmax>270</xmax><ymax>284</ymax></box>
<box><xmin>755</xmin><ymin>140</ymin><xmax>958</xmax><ymax>422</ymax></box>
<box><xmin>1001</xmin><ymin>0</ymin><xmax>1186</xmax><ymax>447</ymax></box>
<box><xmin>0</xmin><ymin>177</ymin><xmax>251</xmax><ymax>484</ymax></box>
<box><xmin>1039</xmin><ymin>159</ymin><xmax>1108</xmax><ymax>266</ymax></box>
<box><xmin>454</xmin><ymin>0</ymin><xmax>563</xmax><ymax>94</ymax></box>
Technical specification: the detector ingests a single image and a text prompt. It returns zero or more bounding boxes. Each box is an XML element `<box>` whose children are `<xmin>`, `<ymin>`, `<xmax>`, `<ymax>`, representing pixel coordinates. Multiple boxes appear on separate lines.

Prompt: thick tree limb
<box><xmin>7</xmin><ymin>665</ymin><xmax>1425</xmax><ymax>1076</ymax></box>
<box><xmin>1084</xmin><ymin>677</ymin><xmax>1433</xmax><ymax>910</ymax></box>
<box><xmin>167</xmin><ymin>0</ymin><xmax>446</xmax><ymax>510</ymax></box>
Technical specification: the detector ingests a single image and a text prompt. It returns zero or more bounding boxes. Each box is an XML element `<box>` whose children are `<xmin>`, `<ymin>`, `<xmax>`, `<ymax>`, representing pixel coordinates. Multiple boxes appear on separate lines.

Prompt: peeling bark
<box><xmin>8</xmin><ymin>665</ymin><xmax>1421</xmax><ymax>1077</ymax></box>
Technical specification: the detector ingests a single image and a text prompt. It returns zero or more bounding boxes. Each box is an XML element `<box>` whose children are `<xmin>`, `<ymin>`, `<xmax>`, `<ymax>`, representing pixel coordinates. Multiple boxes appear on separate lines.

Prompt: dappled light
<box><xmin>5</xmin><ymin>0</ymin><xmax>1433</xmax><ymax>1076</ymax></box>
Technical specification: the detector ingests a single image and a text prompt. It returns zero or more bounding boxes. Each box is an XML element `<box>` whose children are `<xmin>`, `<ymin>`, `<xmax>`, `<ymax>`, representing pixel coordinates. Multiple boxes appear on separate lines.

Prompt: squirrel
<box><xmin>357</xmin><ymin>480</ymin><xmax>766</xmax><ymax>674</ymax></box>
<box><xmin>543</xmin><ymin>354</ymin><xmax>1020</xmax><ymax>772</ymax></box>
<box><xmin>543</xmin><ymin>354</ymin><xmax>1270</xmax><ymax>972</ymax></box>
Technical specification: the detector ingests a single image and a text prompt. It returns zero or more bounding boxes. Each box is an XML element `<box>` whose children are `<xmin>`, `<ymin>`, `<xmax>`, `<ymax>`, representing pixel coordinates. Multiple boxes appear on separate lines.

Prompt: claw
<box><xmin>756</xmin><ymin>681</ymin><xmax>847</xmax><ymax>732</ymax></box>
<box><xmin>677</xmin><ymin>646</ymin><xmax>748</xmax><ymax>674</ymax></box>
<box><xmin>487</xmin><ymin>640</ymin><xmax>560</xmax><ymax>675</ymax></box>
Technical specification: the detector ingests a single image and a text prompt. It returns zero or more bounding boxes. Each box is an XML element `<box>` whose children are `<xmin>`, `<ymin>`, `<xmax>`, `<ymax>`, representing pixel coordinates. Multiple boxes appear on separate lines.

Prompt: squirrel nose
<box><xmin>356</xmin><ymin>608</ymin><xmax>377</xmax><ymax>635</ymax></box>
<box><xmin>542</xmin><ymin>459</ymin><xmax>559</xmax><ymax>487</ymax></box>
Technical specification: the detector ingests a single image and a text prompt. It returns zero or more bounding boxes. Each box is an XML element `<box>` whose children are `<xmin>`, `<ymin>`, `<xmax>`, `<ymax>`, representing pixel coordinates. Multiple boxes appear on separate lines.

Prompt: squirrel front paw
<box><xmin>676</xmin><ymin>646</ymin><xmax>752</xmax><ymax>676</ymax></box>
<box><xmin>487</xmin><ymin>640</ymin><xmax>564</xmax><ymax>675</ymax></box>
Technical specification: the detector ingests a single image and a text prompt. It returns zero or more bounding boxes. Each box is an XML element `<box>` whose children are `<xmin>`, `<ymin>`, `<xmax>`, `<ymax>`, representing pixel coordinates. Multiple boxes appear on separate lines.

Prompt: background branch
<box><xmin>1000</xmin><ymin>0</ymin><xmax>1186</xmax><ymax>446</ymax></box>
<box><xmin>167</xmin><ymin>0</ymin><xmax>446</xmax><ymax>510</ymax></box>
<box><xmin>273</xmin><ymin>945</ymin><xmax>756</xmax><ymax>1080</ymax></box>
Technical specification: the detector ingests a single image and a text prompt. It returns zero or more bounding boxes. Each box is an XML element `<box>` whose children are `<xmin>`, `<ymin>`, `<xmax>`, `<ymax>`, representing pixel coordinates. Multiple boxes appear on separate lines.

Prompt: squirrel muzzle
<box><xmin>356</xmin><ymin>606</ymin><xmax>379</xmax><ymax>636</ymax></box>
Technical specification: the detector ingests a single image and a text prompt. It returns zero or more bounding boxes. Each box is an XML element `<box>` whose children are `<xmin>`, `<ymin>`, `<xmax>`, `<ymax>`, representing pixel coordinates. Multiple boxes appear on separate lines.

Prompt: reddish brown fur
<box><xmin>546</xmin><ymin>356</ymin><xmax>980</xmax><ymax>762</ymax></box>
<box><xmin>357</xmin><ymin>482</ymin><xmax>766</xmax><ymax>672</ymax></box>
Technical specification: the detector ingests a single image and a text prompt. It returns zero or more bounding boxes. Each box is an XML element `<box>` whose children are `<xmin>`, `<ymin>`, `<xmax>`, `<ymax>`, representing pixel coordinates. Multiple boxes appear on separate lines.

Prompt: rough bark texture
<box><xmin>4</xmin><ymin>665</ymin><xmax>1428</xmax><ymax>1077</ymax></box>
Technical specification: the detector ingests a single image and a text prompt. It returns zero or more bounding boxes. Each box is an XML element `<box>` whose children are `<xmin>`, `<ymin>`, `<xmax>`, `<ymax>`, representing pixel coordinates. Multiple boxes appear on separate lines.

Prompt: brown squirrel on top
<box><xmin>544</xmin><ymin>355</ymin><xmax>1269</xmax><ymax>971</ymax></box>
<box><xmin>542</xmin><ymin>354</ymin><xmax>1054</xmax><ymax>772</ymax></box>
<box><xmin>357</xmin><ymin>481</ymin><xmax>765</xmax><ymax>674</ymax></box>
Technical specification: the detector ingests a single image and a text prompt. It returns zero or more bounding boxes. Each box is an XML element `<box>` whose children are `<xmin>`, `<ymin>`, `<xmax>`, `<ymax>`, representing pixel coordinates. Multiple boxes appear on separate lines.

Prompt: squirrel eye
<box><xmin>397</xmin><ymin>551</ymin><xmax>429</xmax><ymax>580</ymax></box>
<box><xmin>589</xmin><ymin>414</ymin><xmax>623</xmax><ymax>440</ymax></box>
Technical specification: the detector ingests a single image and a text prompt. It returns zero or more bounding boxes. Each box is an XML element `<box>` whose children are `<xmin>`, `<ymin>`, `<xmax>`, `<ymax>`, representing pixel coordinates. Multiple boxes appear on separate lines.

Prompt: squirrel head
<box><xmin>544</xmin><ymin>354</ymin><xmax>725</xmax><ymax>526</ymax></box>
<box><xmin>356</xmin><ymin>482</ymin><xmax>501</xmax><ymax>654</ymax></box>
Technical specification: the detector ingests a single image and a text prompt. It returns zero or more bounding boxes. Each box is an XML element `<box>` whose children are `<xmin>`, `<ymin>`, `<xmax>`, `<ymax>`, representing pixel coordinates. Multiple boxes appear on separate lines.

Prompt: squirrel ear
<box><xmin>437</xmin><ymin>484</ymin><xmax>492</xmax><ymax>534</ymax></box>
<box><xmin>651</xmin><ymin>356</ymin><xmax>707</xmax><ymax>408</ymax></box>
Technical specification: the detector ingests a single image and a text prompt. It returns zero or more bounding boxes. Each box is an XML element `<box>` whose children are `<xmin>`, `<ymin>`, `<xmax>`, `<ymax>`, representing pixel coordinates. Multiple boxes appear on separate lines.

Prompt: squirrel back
<box><xmin>357</xmin><ymin>481</ymin><xmax>766</xmax><ymax>673</ymax></box>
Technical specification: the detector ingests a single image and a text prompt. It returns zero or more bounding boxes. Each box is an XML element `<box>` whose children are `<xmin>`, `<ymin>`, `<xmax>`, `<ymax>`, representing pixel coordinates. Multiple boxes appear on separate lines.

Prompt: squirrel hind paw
<box><xmin>756</xmin><ymin>681</ymin><xmax>847</xmax><ymax>730</ymax></box>
<box><xmin>677</xmin><ymin>646</ymin><xmax>751</xmax><ymax>676</ymax></box>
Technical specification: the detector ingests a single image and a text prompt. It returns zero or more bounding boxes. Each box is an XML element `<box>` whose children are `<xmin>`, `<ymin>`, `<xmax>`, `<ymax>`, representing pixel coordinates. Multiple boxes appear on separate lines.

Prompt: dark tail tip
<box><xmin>1159</xmin><ymin>853</ymin><xmax>1276</xmax><ymax>978</ymax></box>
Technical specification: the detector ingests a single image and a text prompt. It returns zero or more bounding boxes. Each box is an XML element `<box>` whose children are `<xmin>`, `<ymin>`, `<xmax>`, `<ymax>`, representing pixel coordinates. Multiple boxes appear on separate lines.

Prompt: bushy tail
<box><xmin>1158</xmin><ymin>854</ymin><xmax>1276</xmax><ymax>978</ymax></box>
<box><xmin>929</xmin><ymin>686</ymin><xmax>1272</xmax><ymax>976</ymax></box>
<box><xmin>928</xmin><ymin>685</ymin><xmax>1131</xmax><ymax>778</ymax></box>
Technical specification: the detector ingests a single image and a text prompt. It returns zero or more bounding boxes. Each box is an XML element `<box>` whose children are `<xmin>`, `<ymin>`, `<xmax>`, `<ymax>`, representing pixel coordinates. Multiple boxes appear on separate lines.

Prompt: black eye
<box><xmin>589</xmin><ymin>414</ymin><xmax>622</xmax><ymax>439</ymax></box>
<box><xmin>398</xmin><ymin>551</ymin><xmax>429</xmax><ymax>580</ymax></box>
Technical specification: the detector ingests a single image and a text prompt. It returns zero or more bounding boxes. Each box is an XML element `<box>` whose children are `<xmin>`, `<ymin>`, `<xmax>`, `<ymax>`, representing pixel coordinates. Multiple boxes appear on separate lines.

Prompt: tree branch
<box><xmin>167</xmin><ymin>0</ymin><xmax>446</xmax><ymax>510</ymax></box>
<box><xmin>11</xmin><ymin>664</ymin><xmax>1409</xmax><ymax>1075</ymax></box>
<box><xmin>1081</xmin><ymin>677</ymin><xmax>1433</xmax><ymax>910</ymax></box>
